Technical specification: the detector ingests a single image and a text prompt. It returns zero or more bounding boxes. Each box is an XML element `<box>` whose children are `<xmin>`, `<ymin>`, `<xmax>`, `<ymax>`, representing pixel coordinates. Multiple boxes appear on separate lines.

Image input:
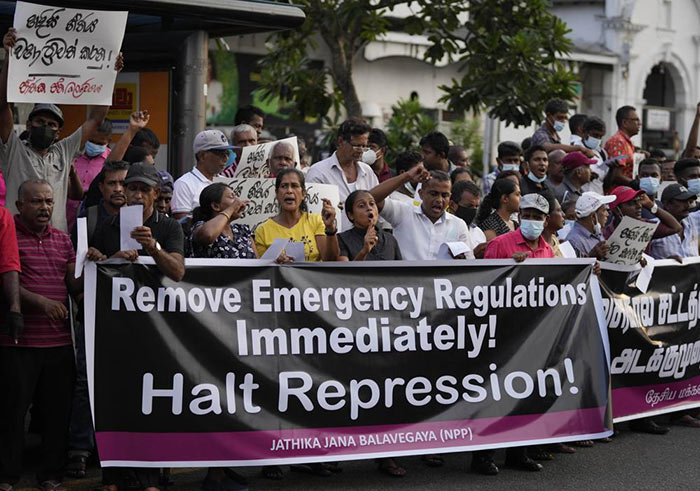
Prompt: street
<box><xmin>14</xmin><ymin>422</ymin><xmax>700</xmax><ymax>491</ymax></box>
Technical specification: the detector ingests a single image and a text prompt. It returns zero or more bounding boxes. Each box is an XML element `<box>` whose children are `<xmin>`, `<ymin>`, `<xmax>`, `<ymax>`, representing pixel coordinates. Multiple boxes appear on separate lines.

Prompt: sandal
<box><xmin>574</xmin><ymin>440</ymin><xmax>594</xmax><ymax>447</ymax></box>
<box><xmin>421</xmin><ymin>454</ymin><xmax>444</xmax><ymax>467</ymax></box>
<box><xmin>66</xmin><ymin>455</ymin><xmax>88</xmax><ymax>479</ymax></box>
<box><xmin>39</xmin><ymin>481</ymin><xmax>66</xmax><ymax>491</ymax></box>
<box><xmin>260</xmin><ymin>465</ymin><xmax>283</xmax><ymax>480</ymax></box>
<box><xmin>673</xmin><ymin>414</ymin><xmax>700</xmax><ymax>428</ymax></box>
<box><xmin>377</xmin><ymin>458</ymin><xmax>406</xmax><ymax>477</ymax></box>
<box><xmin>529</xmin><ymin>446</ymin><xmax>555</xmax><ymax>461</ymax></box>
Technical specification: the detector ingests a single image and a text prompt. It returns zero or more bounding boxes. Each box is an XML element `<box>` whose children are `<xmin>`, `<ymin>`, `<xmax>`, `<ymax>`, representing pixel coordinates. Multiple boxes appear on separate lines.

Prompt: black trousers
<box><xmin>0</xmin><ymin>346</ymin><xmax>75</xmax><ymax>484</ymax></box>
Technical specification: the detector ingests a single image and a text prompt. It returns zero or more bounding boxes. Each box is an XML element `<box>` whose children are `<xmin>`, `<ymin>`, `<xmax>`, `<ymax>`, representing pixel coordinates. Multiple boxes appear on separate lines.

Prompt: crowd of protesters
<box><xmin>2</xmin><ymin>23</ymin><xmax>700</xmax><ymax>491</ymax></box>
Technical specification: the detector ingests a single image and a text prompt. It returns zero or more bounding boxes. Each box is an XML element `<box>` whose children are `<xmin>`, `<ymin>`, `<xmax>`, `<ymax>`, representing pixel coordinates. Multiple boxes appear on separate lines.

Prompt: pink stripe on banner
<box><xmin>612</xmin><ymin>374</ymin><xmax>700</xmax><ymax>419</ymax></box>
<box><xmin>96</xmin><ymin>407</ymin><xmax>607</xmax><ymax>463</ymax></box>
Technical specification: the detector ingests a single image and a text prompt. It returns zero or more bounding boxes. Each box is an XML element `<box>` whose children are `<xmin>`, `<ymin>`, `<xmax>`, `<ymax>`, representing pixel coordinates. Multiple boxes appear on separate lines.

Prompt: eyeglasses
<box><xmin>208</xmin><ymin>149</ymin><xmax>230</xmax><ymax>158</ymax></box>
<box><xmin>348</xmin><ymin>143</ymin><xmax>369</xmax><ymax>151</ymax></box>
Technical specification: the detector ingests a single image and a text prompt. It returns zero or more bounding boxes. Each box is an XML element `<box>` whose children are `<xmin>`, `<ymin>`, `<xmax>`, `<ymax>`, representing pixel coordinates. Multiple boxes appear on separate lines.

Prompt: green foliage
<box><xmin>450</xmin><ymin>118</ymin><xmax>483</xmax><ymax>169</ymax></box>
<box><xmin>421</xmin><ymin>0</ymin><xmax>577</xmax><ymax>126</ymax></box>
<box><xmin>258</xmin><ymin>0</ymin><xmax>577</xmax><ymax>128</ymax></box>
<box><xmin>384</xmin><ymin>98</ymin><xmax>438</xmax><ymax>164</ymax></box>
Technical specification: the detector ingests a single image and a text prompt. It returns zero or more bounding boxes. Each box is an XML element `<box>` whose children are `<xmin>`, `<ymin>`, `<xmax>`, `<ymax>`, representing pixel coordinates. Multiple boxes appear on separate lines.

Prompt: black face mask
<box><xmin>29</xmin><ymin>125</ymin><xmax>57</xmax><ymax>150</ymax></box>
<box><xmin>456</xmin><ymin>205</ymin><xmax>477</xmax><ymax>225</ymax></box>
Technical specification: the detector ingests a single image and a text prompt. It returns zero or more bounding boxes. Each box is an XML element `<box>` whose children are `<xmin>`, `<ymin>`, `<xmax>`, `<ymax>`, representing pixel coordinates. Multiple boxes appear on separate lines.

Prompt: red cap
<box><xmin>609</xmin><ymin>186</ymin><xmax>644</xmax><ymax>209</ymax></box>
<box><xmin>562</xmin><ymin>151</ymin><xmax>597</xmax><ymax>170</ymax></box>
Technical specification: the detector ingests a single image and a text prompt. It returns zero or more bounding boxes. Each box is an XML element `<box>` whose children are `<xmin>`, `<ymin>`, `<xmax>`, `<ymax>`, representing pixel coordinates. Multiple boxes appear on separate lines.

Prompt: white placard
<box><xmin>213</xmin><ymin>177</ymin><xmax>341</xmax><ymax>233</ymax></box>
<box><xmin>8</xmin><ymin>2</ymin><xmax>127</xmax><ymax>105</ymax></box>
<box><xmin>604</xmin><ymin>216</ymin><xmax>658</xmax><ymax>265</ymax></box>
<box><xmin>285</xmin><ymin>241</ymin><xmax>306</xmax><ymax>263</ymax></box>
<box><xmin>646</xmin><ymin>108</ymin><xmax>671</xmax><ymax>131</ymax></box>
<box><xmin>260</xmin><ymin>238</ymin><xmax>289</xmax><ymax>260</ymax></box>
<box><xmin>119</xmin><ymin>204</ymin><xmax>142</xmax><ymax>251</ymax></box>
<box><xmin>74</xmin><ymin>216</ymin><xmax>87</xmax><ymax>278</ymax></box>
<box><xmin>233</xmin><ymin>137</ymin><xmax>299</xmax><ymax>178</ymax></box>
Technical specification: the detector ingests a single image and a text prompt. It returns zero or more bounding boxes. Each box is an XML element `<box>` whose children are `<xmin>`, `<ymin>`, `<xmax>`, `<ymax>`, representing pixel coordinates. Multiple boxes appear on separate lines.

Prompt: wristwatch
<box><xmin>149</xmin><ymin>240</ymin><xmax>162</xmax><ymax>254</ymax></box>
<box><xmin>650</xmin><ymin>203</ymin><xmax>658</xmax><ymax>214</ymax></box>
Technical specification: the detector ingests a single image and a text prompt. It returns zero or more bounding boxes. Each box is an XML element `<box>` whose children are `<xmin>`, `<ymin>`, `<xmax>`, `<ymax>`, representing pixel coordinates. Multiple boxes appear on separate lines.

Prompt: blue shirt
<box><xmin>565</xmin><ymin>221</ymin><xmax>603</xmax><ymax>258</ymax></box>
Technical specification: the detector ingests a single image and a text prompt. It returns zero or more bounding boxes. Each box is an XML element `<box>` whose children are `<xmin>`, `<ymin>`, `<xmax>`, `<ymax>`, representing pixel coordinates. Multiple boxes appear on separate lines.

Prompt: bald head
<box><xmin>269</xmin><ymin>141</ymin><xmax>296</xmax><ymax>177</ymax></box>
<box><xmin>548</xmin><ymin>149</ymin><xmax>566</xmax><ymax>183</ymax></box>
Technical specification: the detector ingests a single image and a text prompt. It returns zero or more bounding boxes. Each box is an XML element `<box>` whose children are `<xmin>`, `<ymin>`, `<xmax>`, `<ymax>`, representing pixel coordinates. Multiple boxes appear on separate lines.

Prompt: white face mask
<box><xmin>584</xmin><ymin>136</ymin><xmax>600</xmax><ymax>150</ymax></box>
<box><xmin>361</xmin><ymin>148</ymin><xmax>377</xmax><ymax>165</ymax></box>
<box><xmin>502</xmin><ymin>164</ymin><xmax>520</xmax><ymax>172</ymax></box>
<box><xmin>553</xmin><ymin>120</ymin><xmax>566</xmax><ymax>133</ymax></box>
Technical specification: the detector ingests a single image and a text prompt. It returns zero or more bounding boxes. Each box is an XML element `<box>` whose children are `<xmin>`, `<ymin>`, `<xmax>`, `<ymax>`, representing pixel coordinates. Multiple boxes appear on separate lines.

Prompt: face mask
<box><xmin>593</xmin><ymin>222</ymin><xmax>602</xmax><ymax>236</ymax></box>
<box><xmin>527</xmin><ymin>172</ymin><xmax>547</xmax><ymax>184</ymax></box>
<box><xmin>502</xmin><ymin>164</ymin><xmax>520</xmax><ymax>172</ymax></box>
<box><xmin>553</xmin><ymin>119</ymin><xmax>566</xmax><ymax>133</ymax></box>
<box><xmin>520</xmin><ymin>219</ymin><xmax>545</xmax><ymax>240</ymax></box>
<box><xmin>361</xmin><ymin>148</ymin><xmax>377</xmax><ymax>165</ymax></box>
<box><xmin>639</xmin><ymin>176</ymin><xmax>660</xmax><ymax>196</ymax></box>
<box><xmin>455</xmin><ymin>206</ymin><xmax>477</xmax><ymax>226</ymax></box>
<box><xmin>404</xmin><ymin>181</ymin><xmax>416</xmax><ymax>194</ymax></box>
<box><xmin>583</xmin><ymin>136</ymin><xmax>600</xmax><ymax>150</ymax></box>
<box><xmin>29</xmin><ymin>125</ymin><xmax>57</xmax><ymax>150</ymax></box>
<box><xmin>224</xmin><ymin>150</ymin><xmax>236</xmax><ymax>169</ymax></box>
<box><xmin>687</xmin><ymin>178</ymin><xmax>700</xmax><ymax>195</ymax></box>
<box><xmin>85</xmin><ymin>141</ymin><xmax>107</xmax><ymax>157</ymax></box>
<box><xmin>564</xmin><ymin>219</ymin><xmax>575</xmax><ymax>228</ymax></box>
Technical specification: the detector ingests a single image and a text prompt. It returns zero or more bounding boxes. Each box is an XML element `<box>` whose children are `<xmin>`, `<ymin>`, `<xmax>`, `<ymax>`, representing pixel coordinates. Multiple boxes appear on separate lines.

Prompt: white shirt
<box><xmin>381</xmin><ymin>199</ymin><xmax>471</xmax><ymax>260</ymax></box>
<box><xmin>468</xmin><ymin>224</ymin><xmax>487</xmax><ymax>251</ymax></box>
<box><xmin>306</xmin><ymin>152</ymin><xmax>379</xmax><ymax>231</ymax></box>
<box><xmin>171</xmin><ymin>167</ymin><xmax>213</xmax><ymax>214</ymax></box>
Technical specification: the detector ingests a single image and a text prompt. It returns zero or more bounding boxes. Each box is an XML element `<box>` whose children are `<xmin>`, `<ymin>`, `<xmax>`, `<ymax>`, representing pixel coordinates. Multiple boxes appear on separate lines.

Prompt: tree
<box><xmin>384</xmin><ymin>98</ymin><xmax>437</xmax><ymax>164</ymax></box>
<box><xmin>258</xmin><ymin>0</ymin><xmax>576</xmax><ymax>127</ymax></box>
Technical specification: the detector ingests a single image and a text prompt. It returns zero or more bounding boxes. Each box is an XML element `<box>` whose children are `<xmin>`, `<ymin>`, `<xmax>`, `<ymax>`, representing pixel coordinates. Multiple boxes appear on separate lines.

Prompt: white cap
<box><xmin>575</xmin><ymin>191</ymin><xmax>615</xmax><ymax>218</ymax></box>
<box><xmin>519</xmin><ymin>193</ymin><xmax>550</xmax><ymax>214</ymax></box>
<box><xmin>193</xmin><ymin>130</ymin><xmax>235</xmax><ymax>154</ymax></box>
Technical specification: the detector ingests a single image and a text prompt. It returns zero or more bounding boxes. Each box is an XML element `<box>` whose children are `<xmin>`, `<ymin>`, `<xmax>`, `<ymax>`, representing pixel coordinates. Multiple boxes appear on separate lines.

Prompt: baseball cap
<box><xmin>157</xmin><ymin>169</ymin><xmax>174</xmax><ymax>192</ymax></box>
<box><xmin>609</xmin><ymin>186</ymin><xmax>644</xmax><ymax>209</ymax></box>
<box><xmin>125</xmin><ymin>162</ymin><xmax>160</xmax><ymax>187</ymax></box>
<box><xmin>562</xmin><ymin>151</ymin><xmax>597</xmax><ymax>170</ymax></box>
<box><xmin>28</xmin><ymin>103</ymin><xmax>64</xmax><ymax>127</ymax></box>
<box><xmin>193</xmin><ymin>130</ymin><xmax>235</xmax><ymax>154</ymax></box>
<box><xmin>661</xmin><ymin>183</ymin><xmax>696</xmax><ymax>203</ymax></box>
<box><xmin>575</xmin><ymin>191</ymin><xmax>615</xmax><ymax>218</ymax></box>
<box><xmin>519</xmin><ymin>193</ymin><xmax>550</xmax><ymax>214</ymax></box>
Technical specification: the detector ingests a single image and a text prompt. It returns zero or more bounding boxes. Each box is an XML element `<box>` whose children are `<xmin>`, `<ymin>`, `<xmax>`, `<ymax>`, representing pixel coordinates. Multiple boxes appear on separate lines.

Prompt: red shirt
<box><xmin>376</xmin><ymin>163</ymin><xmax>394</xmax><ymax>183</ymax></box>
<box><xmin>604</xmin><ymin>129</ymin><xmax>635</xmax><ymax>179</ymax></box>
<box><xmin>484</xmin><ymin>228</ymin><xmax>554</xmax><ymax>259</ymax></box>
<box><xmin>0</xmin><ymin>207</ymin><xmax>20</xmax><ymax>274</ymax></box>
<box><xmin>0</xmin><ymin>216</ymin><xmax>75</xmax><ymax>348</ymax></box>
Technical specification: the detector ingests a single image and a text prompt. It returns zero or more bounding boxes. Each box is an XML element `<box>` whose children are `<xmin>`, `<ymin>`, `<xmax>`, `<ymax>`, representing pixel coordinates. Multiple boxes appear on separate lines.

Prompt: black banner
<box><xmin>600</xmin><ymin>260</ymin><xmax>700</xmax><ymax>421</ymax></box>
<box><xmin>85</xmin><ymin>259</ymin><xmax>612</xmax><ymax>466</ymax></box>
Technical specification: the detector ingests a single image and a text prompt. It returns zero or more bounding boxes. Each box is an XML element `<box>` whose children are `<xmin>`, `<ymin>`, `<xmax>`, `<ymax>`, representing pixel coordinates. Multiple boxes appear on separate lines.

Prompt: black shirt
<box><xmin>92</xmin><ymin>209</ymin><xmax>185</xmax><ymax>257</ymax></box>
<box><xmin>519</xmin><ymin>176</ymin><xmax>555</xmax><ymax>200</ymax></box>
<box><xmin>338</xmin><ymin>226</ymin><xmax>402</xmax><ymax>261</ymax></box>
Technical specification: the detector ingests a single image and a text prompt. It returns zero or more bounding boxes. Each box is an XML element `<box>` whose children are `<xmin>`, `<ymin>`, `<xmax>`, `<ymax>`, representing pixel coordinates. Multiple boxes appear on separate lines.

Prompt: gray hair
<box><xmin>231</xmin><ymin>124</ymin><xmax>256</xmax><ymax>139</ymax></box>
<box><xmin>18</xmin><ymin>179</ymin><xmax>52</xmax><ymax>202</ymax></box>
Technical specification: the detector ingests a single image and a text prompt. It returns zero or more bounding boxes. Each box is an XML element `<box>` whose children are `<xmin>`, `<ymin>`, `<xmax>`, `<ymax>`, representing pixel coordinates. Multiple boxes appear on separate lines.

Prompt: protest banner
<box><xmin>213</xmin><ymin>177</ymin><xmax>342</xmax><ymax>232</ymax></box>
<box><xmin>604</xmin><ymin>216</ymin><xmax>658</xmax><ymax>265</ymax></box>
<box><xmin>599</xmin><ymin>260</ymin><xmax>700</xmax><ymax>422</ymax></box>
<box><xmin>8</xmin><ymin>2</ymin><xmax>127</xmax><ymax>105</ymax></box>
<box><xmin>234</xmin><ymin>137</ymin><xmax>300</xmax><ymax>178</ymax></box>
<box><xmin>84</xmin><ymin>258</ymin><xmax>612</xmax><ymax>467</ymax></box>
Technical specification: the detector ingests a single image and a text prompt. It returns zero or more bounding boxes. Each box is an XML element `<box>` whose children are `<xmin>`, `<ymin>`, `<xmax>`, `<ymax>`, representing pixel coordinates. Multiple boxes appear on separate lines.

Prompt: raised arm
<box><xmin>316</xmin><ymin>198</ymin><xmax>340</xmax><ymax>261</ymax></box>
<box><xmin>369</xmin><ymin>164</ymin><xmax>430</xmax><ymax>208</ymax></box>
<box><xmin>105</xmin><ymin>110</ymin><xmax>150</xmax><ymax>162</ymax></box>
<box><xmin>683</xmin><ymin>103</ymin><xmax>700</xmax><ymax>158</ymax></box>
<box><xmin>80</xmin><ymin>53</ymin><xmax>124</xmax><ymax>147</ymax></box>
<box><xmin>0</xmin><ymin>29</ymin><xmax>17</xmax><ymax>144</ymax></box>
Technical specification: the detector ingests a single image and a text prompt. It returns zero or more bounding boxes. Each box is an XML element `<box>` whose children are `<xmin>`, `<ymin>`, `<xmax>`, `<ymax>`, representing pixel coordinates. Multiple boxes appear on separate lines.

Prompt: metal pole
<box><xmin>173</xmin><ymin>30</ymin><xmax>208</xmax><ymax>179</ymax></box>
<box><xmin>482</xmin><ymin>114</ymin><xmax>494</xmax><ymax>189</ymax></box>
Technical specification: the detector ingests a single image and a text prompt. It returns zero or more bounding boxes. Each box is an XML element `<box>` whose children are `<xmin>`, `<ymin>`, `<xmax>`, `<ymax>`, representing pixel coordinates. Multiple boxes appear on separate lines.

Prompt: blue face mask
<box><xmin>584</xmin><ymin>136</ymin><xmax>600</xmax><ymax>150</ymax></box>
<box><xmin>520</xmin><ymin>219</ymin><xmax>545</xmax><ymax>240</ymax></box>
<box><xmin>687</xmin><ymin>178</ymin><xmax>700</xmax><ymax>195</ymax></box>
<box><xmin>85</xmin><ymin>141</ymin><xmax>107</xmax><ymax>157</ymax></box>
<box><xmin>527</xmin><ymin>172</ymin><xmax>547</xmax><ymax>184</ymax></box>
<box><xmin>553</xmin><ymin>120</ymin><xmax>566</xmax><ymax>133</ymax></box>
<box><xmin>224</xmin><ymin>149</ymin><xmax>236</xmax><ymax>169</ymax></box>
<box><xmin>564</xmin><ymin>219</ymin><xmax>575</xmax><ymax>228</ymax></box>
<box><xmin>639</xmin><ymin>176</ymin><xmax>660</xmax><ymax>196</ymax></box>
<box><xmin>502</xmin><ymin>164</ymin><xmax>520</xmax><ymax>172</ymax></box>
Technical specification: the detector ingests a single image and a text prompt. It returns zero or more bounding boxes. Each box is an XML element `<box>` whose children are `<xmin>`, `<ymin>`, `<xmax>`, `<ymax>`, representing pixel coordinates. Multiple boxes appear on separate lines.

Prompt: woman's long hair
<box><xmin>476</xmin><ymin>178</ymin><xmax>518</xmax><ymax>225</ymax></box>
<box><xmin>192</xmin><ymin>182</ymin><xmax>230</xmax><ymax>224</ymax></box>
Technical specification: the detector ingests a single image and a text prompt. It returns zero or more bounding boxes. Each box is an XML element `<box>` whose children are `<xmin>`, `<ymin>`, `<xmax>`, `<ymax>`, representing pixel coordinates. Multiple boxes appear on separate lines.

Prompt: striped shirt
<box><xmin>649</xmin><ymin>210</ymin><xmax>700</xmax><ymax>259</ymax></box>
<box><xmin>0</xmin><ymin>207</ymin><xmax>20</xmax><ymax>274</ymax></box>
<box><xmin>0</xmin><ymin>216</ymin><xmax>75</xmax><ymax>348</ymax></box>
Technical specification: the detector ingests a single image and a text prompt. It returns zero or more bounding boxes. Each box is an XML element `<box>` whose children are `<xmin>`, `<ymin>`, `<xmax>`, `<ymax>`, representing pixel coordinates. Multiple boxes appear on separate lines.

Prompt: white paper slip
<box><xmin>75</xmin><ymin>217</ymin><xmax>88</xmax><ymax>278</ymax></box>
<box><xmin>558</xmin><ymin>241</ymin><xmax>577</xmax><ymax>259</ymax></box>
<box><xmin>437</xmin><ymin>241</ymin><xmax>470</xmax><ymax>259</ymax></box>
<box><xmin>285</xmin><ymin>241</ymin><xmax>306</xmax><ymax>263</ymax></box>
<box><xmin>120</xmin><ymin>205</ymin><xmax>143</xmax><ymax>251</ymax></box>
<box><xmin>636</xmin><ymin>254</ymin><xmax>655</xmax><ymax>294</ymax></box>
<box><xmin>260</xmin><ymin>238</ymin><xmax>289</xmax><ymax>260</ymax></box>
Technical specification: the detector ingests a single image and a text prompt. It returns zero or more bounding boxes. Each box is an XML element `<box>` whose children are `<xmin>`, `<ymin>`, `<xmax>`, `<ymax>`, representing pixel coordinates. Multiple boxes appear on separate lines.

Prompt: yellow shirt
<box><xmin>255</xmin><ymin>212</ymin><xmax>326</xmax><ymax>262</ymax></box>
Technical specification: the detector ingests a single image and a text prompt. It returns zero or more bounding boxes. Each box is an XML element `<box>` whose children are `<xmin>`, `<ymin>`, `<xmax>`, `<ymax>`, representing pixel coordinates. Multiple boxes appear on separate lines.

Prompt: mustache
<box><xmin>37</xmin><ymin>211</ymin><xmax>50</xmax><ymax>217</ymax></box>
